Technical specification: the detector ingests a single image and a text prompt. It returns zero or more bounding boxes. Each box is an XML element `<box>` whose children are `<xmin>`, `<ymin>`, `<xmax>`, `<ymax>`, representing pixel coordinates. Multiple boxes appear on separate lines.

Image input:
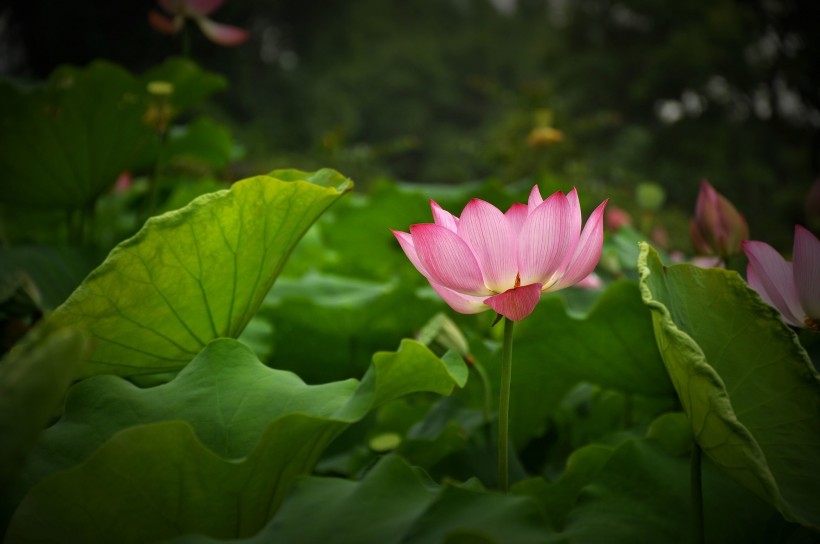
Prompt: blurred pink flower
<box><xmin>149</xmin><ymin>0</ymin><xmax>249</xmax><ymax>46</ymax></box>
<box><xmin>393</xmin><ymin>186</ymin><xmax>607</xmax><ymax>321</ymax></box>
<box><xmin>743</xmin><ymin>225</ymin><xmax>820</xmax><ymax>330</ymax></box>
<box><xmin>113</xmin><ymin>171</ymin><xmax>133</xmax><ymax>194</ymax></box>
<box><xmin>605</xmin><ymin>205</ymin><xmax>633</xmax><ymax>232</ymax></box>
<box><xmin>690</xmin><ymin>179</ymin><xmax>749</xmax><ymax>259</ymax></box>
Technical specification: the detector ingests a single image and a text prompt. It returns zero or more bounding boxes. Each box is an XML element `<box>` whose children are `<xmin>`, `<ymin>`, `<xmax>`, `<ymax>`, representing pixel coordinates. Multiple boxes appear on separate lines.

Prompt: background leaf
<box><xmin>0</xmin><ymin>61</ymin><xmax>152</xmax><ymax>210</ymax></box>
<box><xmin>140</xmin><ymin>57</ymin><xmax>227</xmax><ymax>115</ymax></box>
<box><xmin>638</xmin><ymin>242</ymin><xmax>820</xmax><ymax>530</ymax></box>
<box><xmin>260</xmin><ymin>272</ymin><xmax>442</xmax><ymax>381</ymax></box>
<box><xmin>49</xmin><ymin>169</ymin><xmax>352</xmax><ymax>378</ymax></box>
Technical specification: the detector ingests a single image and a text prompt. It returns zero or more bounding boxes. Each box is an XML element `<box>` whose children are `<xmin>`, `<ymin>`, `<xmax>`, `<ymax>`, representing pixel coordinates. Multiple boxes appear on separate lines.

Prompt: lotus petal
<box><xmin>743</xmin><ymin>240</ymin><xmax>804</xmax><ymax>327</ymax></box>
<box><xmin>457</xmin><ymin>199</ymin><xmax>517</xmax><ymax>293</ymax></box>
<box><xmin>410</xmin><ymin>224</ymin><xmax>488</xmax><ymax>296</ymax></box>
<box><xmin>195</xmin><ymin>17</ymin><xmax>249</xmax><ymax>46</ymax></box>
<box><xmin>484</xmin><ymin>283</ymin><xmax>543</xmax><ymax>321</ymax></box>
<box><xmin>517</xmin><ymin>191</ymin><xmax>572</xmax><ymax>285</ymax></box>
<box><xmin>793</xmin><ymin>225</ymin><xmax>820</xmax><ymax>322</ymax></box>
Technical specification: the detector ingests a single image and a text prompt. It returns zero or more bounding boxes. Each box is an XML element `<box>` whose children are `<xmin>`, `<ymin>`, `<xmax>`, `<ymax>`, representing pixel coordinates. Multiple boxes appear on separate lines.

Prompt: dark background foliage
<box><xmin>2</xmin><ymin>0</ymin><xmax>819</xmax><ymax>247</ymax></box>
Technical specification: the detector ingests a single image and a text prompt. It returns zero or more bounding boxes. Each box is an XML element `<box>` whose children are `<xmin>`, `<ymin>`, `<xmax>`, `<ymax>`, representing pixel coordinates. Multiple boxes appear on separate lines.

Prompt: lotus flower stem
<box><xmin>691</xmin><ymin>441</ymin><xmax>704</xmax><ymax>544</ymax></box>
<box><xmin>498</xmin><ymin>317</ymin><xmax>515</xmax><ymax>493</ymax></box>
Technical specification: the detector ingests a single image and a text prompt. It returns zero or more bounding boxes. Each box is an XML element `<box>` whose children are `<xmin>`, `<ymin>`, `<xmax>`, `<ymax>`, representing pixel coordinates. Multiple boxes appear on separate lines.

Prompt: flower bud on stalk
<box><xmin>690</xmin><ymin>180</ymin><xmax>749</xmax><ymax>260</ymax></box>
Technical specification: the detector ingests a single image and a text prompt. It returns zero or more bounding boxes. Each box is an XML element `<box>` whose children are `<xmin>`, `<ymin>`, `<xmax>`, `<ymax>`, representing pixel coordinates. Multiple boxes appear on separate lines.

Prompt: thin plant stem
<box><xmin>691</xmin><ymin>440</ymin><xmax>704</xmax><ymax>544</ymax></box>
<box><xmin>498</xmin><ymin>317</ymin><xmax>515</xmax><ymax>493</ymax></box>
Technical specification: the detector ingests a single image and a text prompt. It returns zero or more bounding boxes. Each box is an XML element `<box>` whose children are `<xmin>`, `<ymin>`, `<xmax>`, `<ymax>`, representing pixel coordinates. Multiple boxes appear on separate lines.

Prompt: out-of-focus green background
<box><xmin>3</xmin><ymin>0</ymin><xmax>819</xmax><ymax>248</ymax></box>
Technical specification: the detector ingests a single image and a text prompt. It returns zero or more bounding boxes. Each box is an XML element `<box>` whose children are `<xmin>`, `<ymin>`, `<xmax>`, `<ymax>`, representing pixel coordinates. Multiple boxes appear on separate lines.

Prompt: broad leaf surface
<box><xmin>49</xmin><ymin>169</ymin><xmax>352</xmax><ymax>378</ymax></box>
<box><xmin>0</xmin><ymin>325</ymin><xmax>86</xmax><ymax>490</ymax></box>
<box><xmin>562</xmin><ymin>436</ymin><xmax>790</xmax><ymax>543</ymax></box>
<box><xmin>509</xmin><ymin>280</ymin><xmax>674</xmax><ymax>445</ymax></box>
<box><xmin>8</xmin><ymin>338</ymin><xmax>467</xmax><ymax>543</ymax></box>
<box><xmin>638</xmin><ymin>243</ymin><xmax>820</xmax><ymax>529</ymax></box>
<box><xmin>0</xmin><ymin>61</ymin><xmax>152</xmax><ymax>210</ymax></box>
<box><xmin>513</xmin><ymin>444</ymin><xmax>614</xmax><ymax>531</ymax></box>
<box><xmin>169</xmin><ymin>455</ymin><xmax>552</xmax><ymax>544</ymax></box>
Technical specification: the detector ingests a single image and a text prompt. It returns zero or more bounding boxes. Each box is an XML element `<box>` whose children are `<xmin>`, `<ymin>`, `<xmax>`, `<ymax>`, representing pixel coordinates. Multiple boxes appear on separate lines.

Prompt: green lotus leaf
<box><xmin>0</xmin><ymin>61</ymin><xmax>153</xmax><ymax>210</ymax></box>
<box><xmin>49</xmin><ymin>169</ymin><xmax>352</xmax><ymax>378</ymax></box>
<box><xmin>513</xmin><ymin>444</ymin><xmax>615</xmax><ymax>531</ymax></box>
<box><xmin>0</xmin><ymin>324</ymin><xmax>87</xmax><ymax>490</ymax></box>
<box><xmin>638</xmin><ymin>242</ymin><xmax>820</xmax><ymax>530</ymax></box>
<box><xmin>562</xmin><ymin>437</ymin><xmax>792</xmax><ymax>543</ymax></box>
<box><xmin>509</xmin><ymin>279</ymin><xmax>674</xmax><ymax>445</ymax></box>
<box><xmin>168</xmin><ymin>455</ymin><xmax>552</xmax><ymax>544</ymax></box>
<box><xmin>8</xmin><ymin>338</ymin><xmax>467</xmax><ymax>542</ymax></box>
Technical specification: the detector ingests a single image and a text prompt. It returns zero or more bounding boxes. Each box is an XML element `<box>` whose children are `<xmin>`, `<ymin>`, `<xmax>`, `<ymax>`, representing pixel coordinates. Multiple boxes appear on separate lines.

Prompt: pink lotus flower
<box><xmin>149</xmin><ymin>0</ymin><xmax>249</xmax><ymax>46</ymax></box>
<box><xmin>392</xmin><ymin>186</ymin><xmax>608</xmax><ymax>321</ymax></box>
<box><xmin>690</xmin><ymin>179</ymin><xmax>749</xmax><ymax>259</ymax></box>
<box><xmin>743</xmin><ymin>225</ymin><xmax>820</xmax><ymax>330</ymax></box>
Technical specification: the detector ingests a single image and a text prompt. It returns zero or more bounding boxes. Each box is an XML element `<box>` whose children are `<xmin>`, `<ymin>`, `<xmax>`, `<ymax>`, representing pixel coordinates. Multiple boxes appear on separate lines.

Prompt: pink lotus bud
<box><xmin>690</xmin><ymin>180</ymin><xmax>749</xmax><ymax>259</ymax></box>
<box><xmin>392</xmin><ymin>187</ymin><xmax>608</xmax><ymax>321</ymax></box>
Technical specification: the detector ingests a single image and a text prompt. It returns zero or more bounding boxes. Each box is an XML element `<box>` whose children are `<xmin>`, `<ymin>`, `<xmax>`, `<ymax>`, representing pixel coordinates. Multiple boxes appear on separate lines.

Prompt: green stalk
<box><xmin>498</xmin><ymin>317</ymin><xmax>515</xmax><ymax>493</ymax></box>
<box><xmin>691</xmin><ymin>440</ymin><xmax>704</xmax><ymax>544</ymax></box>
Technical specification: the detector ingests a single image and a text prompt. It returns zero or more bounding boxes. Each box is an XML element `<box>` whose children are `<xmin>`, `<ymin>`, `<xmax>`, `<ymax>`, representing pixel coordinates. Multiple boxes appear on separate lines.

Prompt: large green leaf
<box><xmin>509</xmin><ymin>280</ymin><xmax>674</xmax><ymax>445</ymax></box>
<box><xmin>638</xmin><ymin>242</ymin><xmax>820</xmax><ymax>529</ymax></box>
<box><xmin>49</xmin><ymin>169</ymin><xmax>352</xmax><ymax>378</ymax></box>
<box><xmin>0</xmin><ymin>325</ymin><xmax>86</xmax><ymax>490</ymax></box>
<box><xmin>561</xmin><ymin>437</ymin><xmax>795</xmax><ymax>543</ymax></box>
<box><xmin>513</xmin><ymin>444</ymin><xmax>615</xmax><ymax>531</ymax></box>
<box><xmin>0</xmin><ymin>61</ymin><xmax>153</xmax><ymax>210</ymax></box>
<box><xmin>170</xmin><ymin>455</ymin><xmax>552</xmax><ymax>544</ymax></box>
<box><xmin>7</xmin><ymin>338</ymin><xmax>467</xmax><ymax>543</ymax></box>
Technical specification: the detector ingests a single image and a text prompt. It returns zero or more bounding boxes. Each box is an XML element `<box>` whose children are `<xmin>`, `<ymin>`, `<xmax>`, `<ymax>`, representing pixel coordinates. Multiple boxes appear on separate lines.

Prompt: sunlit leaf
<box><xmin>638</xmin><ymin>242</ymin><xmax>820</xmax><ymax>530</ymax></box>
<box><xmin>49</xmin><ymin>169</ymin><xmax>352</xmax><ymax>378</ymax></box>
<box><xmin>8</xmin><ymin>338</ymin><xmax>467</xmax><ymax>543</ymax></box>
